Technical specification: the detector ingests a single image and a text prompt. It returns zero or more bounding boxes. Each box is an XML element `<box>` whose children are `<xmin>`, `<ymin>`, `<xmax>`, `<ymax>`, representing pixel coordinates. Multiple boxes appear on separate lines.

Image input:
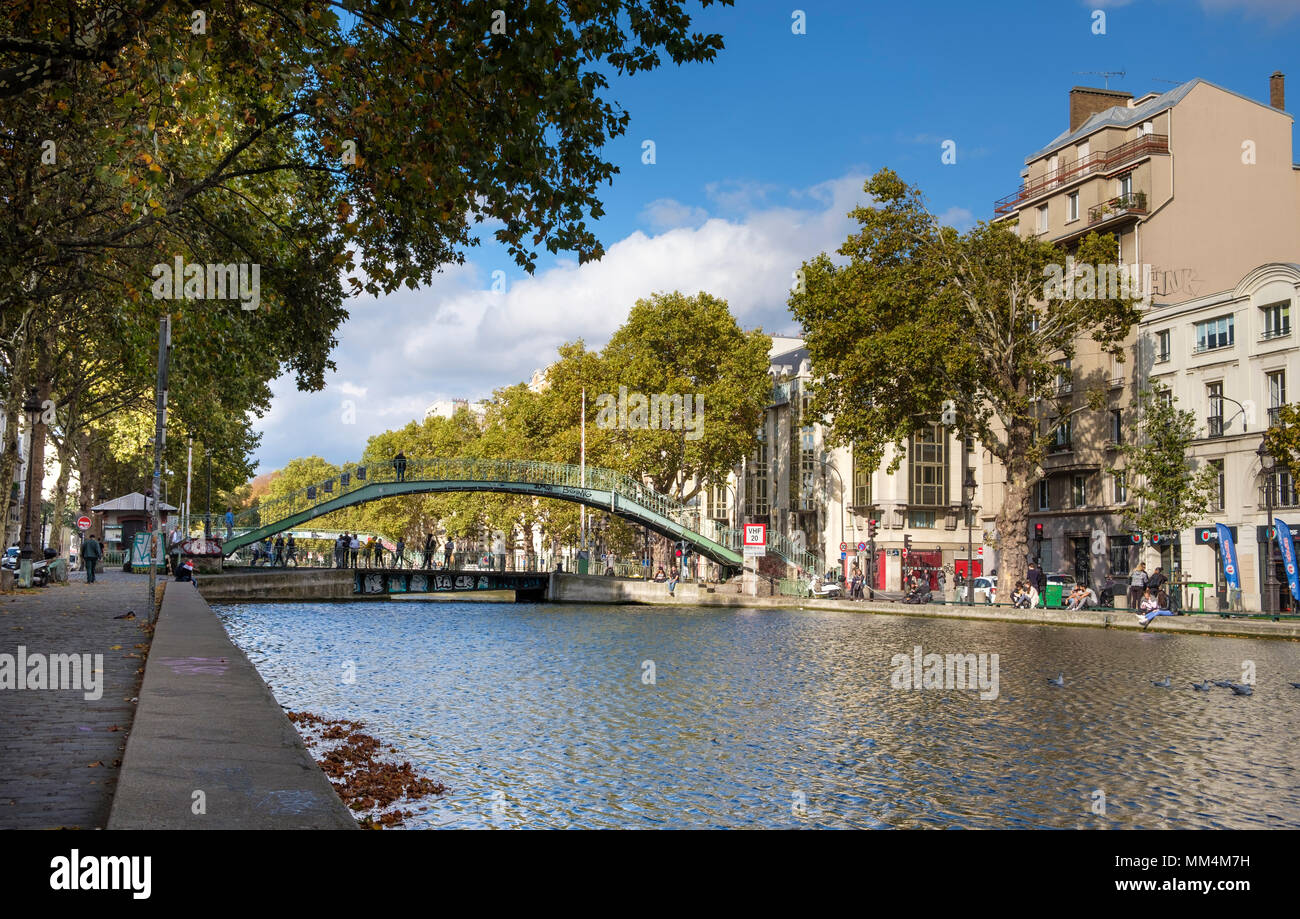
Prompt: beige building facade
<box><xmin>989</xmin><ymin>74</ymin><xmax>1300</xmax><ymax>609</ymax></box>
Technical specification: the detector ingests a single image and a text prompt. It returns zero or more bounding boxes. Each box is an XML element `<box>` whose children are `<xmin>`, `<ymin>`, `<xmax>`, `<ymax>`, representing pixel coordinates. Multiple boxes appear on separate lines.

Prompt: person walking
<box><xmin>422</xmin><ymin>532</ymin><xmax>436</xmax><ymax>569</ymax></box>
<box><xmin>349</xmin><ymin>533</ymin><xmax>360</xmax><ymax>568</ymax></box>
<box><xmin>394</xmin><ymin>536</ymin><xmax>406</xmax><ymax>568</ymax></box>
<box><xmin>168</xmin><ymin>526</ymin><xmax>184</xmax><ymax>574</ymax></box>
<box><xmin>274</xmin><ymin>534</ymin><xmax>286</xmax><ymax>568</ymax></box>
<box><xmin>1027</xmin><ymin>562</ymin><xmax>1043</xmax><ymax>595</ymax></box>
<box><xmin>444</xmin><ymin>538</ymin><xmax>454</xmax><ymax>570</ymax></box>
<box><xmin>393</xmin><ymin>451</ymin><xmax>408</xmax><ymax>483</ymax></box>
<box><xmin>1128</xmin><ymin>562</ymin><xmax>1149</xmax><ymax>610</ymax></box>
<box><xmin>225</xmin><ymin>507</ymin><xmax>235</xmax><ymax>540</ymax></box>
<box><xmin>286</xmin><ymin>534</ymin><xmax>297</xmax><ymax>567</ymax></box>
<box><xmin>82</xmin><ymin>533</ymin><xmax>102</xmax><ymax>583</ymax></box>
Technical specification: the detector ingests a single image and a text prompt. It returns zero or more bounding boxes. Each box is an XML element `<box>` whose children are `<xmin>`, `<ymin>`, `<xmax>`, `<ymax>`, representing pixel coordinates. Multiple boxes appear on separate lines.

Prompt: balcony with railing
<box><xmin>993</xmin><ymin>133</ymin><xmax>1169</xmax><ymax>215</ymax></box>
<box><xmin>1259</xmin><ymin>482</ymin><xmax>1300</xmax><ymax>509</ymax></box>
<box><xmin>1269</xmin><ymin>406</ymin><xmax>1285</xmax><ymax>427</ymax></box>
<box><xmin>1088</xmin><ymin>191</ymin><xmax>1148</xmax><ymax>225</ymax></box>
<box><xmin>1207</xmin><ymin>415</ymin><xmax>1225</xmax><ymax>438</ymax></box>
<box><xmin>1260</xmin><ymin>323</ymin><xmax>1291</xmax><ymax>342</ymax></box>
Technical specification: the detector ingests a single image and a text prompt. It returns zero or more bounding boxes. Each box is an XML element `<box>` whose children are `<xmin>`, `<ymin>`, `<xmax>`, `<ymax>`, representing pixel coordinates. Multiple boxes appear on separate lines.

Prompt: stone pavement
<box><xmin>108</xmin><ymin>571</ymin><xmax>357</xmax><ymax>829</ymax></box>
<box><xmin>0</xmin><ymin>566</ymin><xmax>154</xmax><ymax>829</ymax></box>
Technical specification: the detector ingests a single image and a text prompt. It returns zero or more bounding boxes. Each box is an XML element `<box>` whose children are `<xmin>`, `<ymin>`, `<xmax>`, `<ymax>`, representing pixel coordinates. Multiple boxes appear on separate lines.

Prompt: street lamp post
<box><xmin>1258</xmin><ymin>441</ymin><xmax>1276</xmax><ymax>616</ymax></box>
<box><xmin>204</xmin><ymin>450</ymin><xmax>213</xmax><ymax>537</ymax></box>
<box><xmin>20</xmin><ymin>389</ymin><xmax>41</xmax><ymax>587</ymax></box>
<box><xmin>816</xmin><ymin>456</ymin><xmax>848</xmax><ymax>581</ymax></box>
<box><xmin>962</xmin><ymin>467</ymin><xmax>977</xmax><ymax>606</ymax></box>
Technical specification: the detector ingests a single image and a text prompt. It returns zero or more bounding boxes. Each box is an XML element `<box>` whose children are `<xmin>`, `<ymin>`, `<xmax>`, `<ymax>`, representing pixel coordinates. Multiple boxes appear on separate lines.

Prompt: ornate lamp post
<box><xmin>963</xmin><ymin>466</ymin><xmax>977</xmax><ymax>605</ymax></box>
<box><xmin>1258</xmin><ymin>441</ymin><xmax>1276</xmax><ymax>616</ymax></box>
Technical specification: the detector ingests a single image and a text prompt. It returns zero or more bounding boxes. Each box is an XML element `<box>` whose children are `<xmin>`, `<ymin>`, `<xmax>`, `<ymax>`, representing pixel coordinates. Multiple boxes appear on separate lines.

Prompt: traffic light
<box><xmin>1033</xmin><ymin>523</ymin><xmax>1044</xmax><ymax>541</ymax></box>
<box><xmin>903</xmin><ymin>534</ymin><xmax>912</xmax><ymax>554</ymax></box>
<box><xmin>868</xmin><ymin>519</ymin><xmax>878</xmax><ymax>540</ymax></box>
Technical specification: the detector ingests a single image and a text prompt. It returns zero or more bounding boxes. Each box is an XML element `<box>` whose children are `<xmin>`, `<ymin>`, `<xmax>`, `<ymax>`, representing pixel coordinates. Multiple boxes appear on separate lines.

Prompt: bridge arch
<box><xmin>225</xmin><ymin>457</ymin><xmax>822</xmax><ymax>573</ymax></box>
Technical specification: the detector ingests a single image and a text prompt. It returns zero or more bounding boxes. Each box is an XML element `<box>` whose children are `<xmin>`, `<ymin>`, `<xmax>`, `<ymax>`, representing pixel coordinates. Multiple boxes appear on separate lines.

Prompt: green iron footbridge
<box><xmin>225</xmin><ymin>457</ymin><xmax>822</xmax><ymax>574</ymax></box>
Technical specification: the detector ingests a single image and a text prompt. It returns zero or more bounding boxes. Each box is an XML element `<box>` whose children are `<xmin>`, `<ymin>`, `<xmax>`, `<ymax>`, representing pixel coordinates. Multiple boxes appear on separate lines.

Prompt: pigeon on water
<box><xmin>1229</xmin><ymin>683</ymin><xmax>1254</xmax><ymax>696</ymax></box>
<box><xmin>1212</xmin><ymin>679</ymin><xmax>1234</xmax><ymax>688</ymax></box>
<box><xmin>112</xmin><ymin>610</ymin><xmax>135</xmax><ymax>620</ymax></box>
<box><xmin>1047</xmin><ymin>673</ymin><xmax>1066</xmax><ymax>687</ymax></box>
<box><xmin>1190</xmin><ymin>680</ymin><xmax>1212</xmax><ymax>691</ymax></box>
<box><xmin>1151</xmin><ymin>676</ymin><xmax>1172</xmax><ymax>688</ymax></box>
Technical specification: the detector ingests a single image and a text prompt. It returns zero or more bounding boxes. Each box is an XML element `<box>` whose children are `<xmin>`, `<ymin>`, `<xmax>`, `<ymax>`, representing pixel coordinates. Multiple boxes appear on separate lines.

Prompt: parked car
<box><xmin>958</xmin><ymin>576</ymin><xmax>998</xmax><ymax>604</ymax></box>
<box><xmin>1</xmin><ymin>546</ymin><xmax>18</xmax><ymax>570</ymax></box>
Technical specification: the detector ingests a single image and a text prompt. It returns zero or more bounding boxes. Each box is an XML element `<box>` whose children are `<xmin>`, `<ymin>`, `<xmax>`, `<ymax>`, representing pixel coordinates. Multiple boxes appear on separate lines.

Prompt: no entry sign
<box><xmin>76</xmin><ymin>516</ymin><xmax>91</xmax><ymax>531</ymax></box>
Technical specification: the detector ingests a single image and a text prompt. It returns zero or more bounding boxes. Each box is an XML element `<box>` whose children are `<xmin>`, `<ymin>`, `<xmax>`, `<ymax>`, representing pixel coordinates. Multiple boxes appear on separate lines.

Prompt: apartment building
<box><xmin>709</xmin><ymin>339</ymin><xmax>985</xmax><ymax>590</ymax></box>
<box><xmin>990</xmin><ymin>73</ymin><xmax>1300</xmax><ymax>608</ymax></box>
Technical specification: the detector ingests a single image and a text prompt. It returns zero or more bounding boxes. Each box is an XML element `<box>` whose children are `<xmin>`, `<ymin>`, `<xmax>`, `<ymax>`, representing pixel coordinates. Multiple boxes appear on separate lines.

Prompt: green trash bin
<box><xmin>577</xmin><ymin>551</ymin><xmax>589</xmax><ymax>575</ymax></box>
<box><xmin>1044</xmin><ymin>583</ymin><xmax>1063</xmax><ymax>608</ymax></box>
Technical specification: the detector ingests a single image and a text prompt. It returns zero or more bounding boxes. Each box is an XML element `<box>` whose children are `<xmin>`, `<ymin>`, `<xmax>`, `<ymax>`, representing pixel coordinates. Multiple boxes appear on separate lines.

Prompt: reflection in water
<box><xmin>215</xmin><ymin>601</ymin><xmax>1300</xmax><ymax>829</ymax></box>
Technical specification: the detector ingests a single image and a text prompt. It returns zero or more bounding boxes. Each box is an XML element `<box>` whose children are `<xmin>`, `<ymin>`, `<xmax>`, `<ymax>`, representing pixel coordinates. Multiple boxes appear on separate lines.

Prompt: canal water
<box><xmin>214</xmin><ymin>600</ymin><xmax>1300</xmax><ymax>829</ymax></box>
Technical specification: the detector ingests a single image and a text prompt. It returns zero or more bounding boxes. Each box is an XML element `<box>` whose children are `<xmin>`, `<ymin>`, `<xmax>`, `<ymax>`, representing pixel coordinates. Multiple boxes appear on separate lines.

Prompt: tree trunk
<box><xmin>993</xmin><ymin>426</ymin><xmax>1036</xmax><ymax>596</ymax></box>
<box><xmin>50</xmin><ymin>437</ymin><xmax>73</xmax><ymax>555</ymax></box>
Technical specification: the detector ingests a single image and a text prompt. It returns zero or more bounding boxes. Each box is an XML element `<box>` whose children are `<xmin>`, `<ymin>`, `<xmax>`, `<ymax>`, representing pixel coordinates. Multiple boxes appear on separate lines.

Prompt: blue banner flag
<box><xmin>1216</xmin><ymin>523</ymin><xmax>1240</xmax><ymax>592</ymax></box>
<box><xmin>1274</xmin><ymin>519</ymin><xmax>1300</xmax><ymax>602</ymax></box>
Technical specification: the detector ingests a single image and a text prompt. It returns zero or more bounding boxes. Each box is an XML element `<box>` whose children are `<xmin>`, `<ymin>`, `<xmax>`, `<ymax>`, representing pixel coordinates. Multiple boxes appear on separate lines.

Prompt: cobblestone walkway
<box><xmin>0</xmin><ymin>567</ymin><xmax>156</xmax><ymax>829</ymax></box>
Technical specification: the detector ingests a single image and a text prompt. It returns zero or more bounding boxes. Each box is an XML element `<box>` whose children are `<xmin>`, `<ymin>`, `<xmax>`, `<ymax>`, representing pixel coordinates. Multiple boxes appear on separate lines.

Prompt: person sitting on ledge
<box><xmin>653</xmin><ymin>565</ymin><xmax>667</xmax><ymax>582</ymax></box>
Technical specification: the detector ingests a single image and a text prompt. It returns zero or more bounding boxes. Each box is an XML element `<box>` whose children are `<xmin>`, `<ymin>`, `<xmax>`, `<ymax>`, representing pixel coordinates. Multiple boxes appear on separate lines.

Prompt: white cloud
<box><xmin>937</xmin><ymin>206</ymin><xmax>976</xmax><ymax>232</ymax></box>
<box><xmin>252</xmin><ymin>173</ymin><xmax>875</xmax><ymax>471</ymax></box>
<box><xmin>638</xmin><ymin>197</ymin><xmax>709</xmax><ymax>230</ymax></box>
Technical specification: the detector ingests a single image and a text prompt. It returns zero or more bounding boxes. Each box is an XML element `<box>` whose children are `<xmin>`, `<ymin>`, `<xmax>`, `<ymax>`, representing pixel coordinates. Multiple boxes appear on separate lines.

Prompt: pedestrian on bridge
<box><xmin>395</xmin><ymin>536</ymin><xmax>406</xmax><ymax>567</ymax></box>
<box><xmin>286</xmin><ymin>534</ymin><xmax>297</xmax><ymax>567</ymax></box>
<box><xmin>422</xmin><ymin>533</ymin><xmax>436</xmax><ymax>569</ymax></box>
<box><xmin>350</xmin><ymin>533</ymin><xmax>360</xmax><ymax>568</ymax></box>
<box><xmin>225</xmin><ymin>507</ymin><xmax>234</xmax><ymax>540</ymax></box>
<box><xmin>444</xmin><ymin>538</ymin><xmax>454</xmax><ymax>569</ymax></box>
<box><xmin>274</xmin><ymin>534</ymin><xmax>286</xmax><ymax>567</ymax></box>
<box><xmin>393</xmin><ymin>451</ymin><xmax>408</xmax><ymax>483</ymax></box>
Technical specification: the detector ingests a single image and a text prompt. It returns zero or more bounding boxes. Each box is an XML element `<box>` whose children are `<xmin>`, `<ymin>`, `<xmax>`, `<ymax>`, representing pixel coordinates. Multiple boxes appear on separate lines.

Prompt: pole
<box><xmin>149</xmin><ymin>314</ymin><xmax>170</xmax><ymax>623</ymax></box>
<box><xmin>204</xmin><ymin>451</ymin><xmax>212</xmax><ymax>537</ymax></box>
<box><xmin>185</xmin><ymin>435</ymin><xmax>193</xmax><ymax>537</ymax></box>
<box><xmin>1265</xmin><ymin>479</ymin><xmax>1275</xmax><ymax>617</ymax></box>
<box><xmin>580</xmin><ymin>386</ymin><xmax>586</xmax><ymax>556</ymax></box>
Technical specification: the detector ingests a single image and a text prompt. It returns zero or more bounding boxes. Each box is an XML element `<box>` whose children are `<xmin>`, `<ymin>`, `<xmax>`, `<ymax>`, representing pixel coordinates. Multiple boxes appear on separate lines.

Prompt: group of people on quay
<box><xmin>247</xmin><ymin>532</ymin><xmax>461</xmax><ymax>569</ymax></box>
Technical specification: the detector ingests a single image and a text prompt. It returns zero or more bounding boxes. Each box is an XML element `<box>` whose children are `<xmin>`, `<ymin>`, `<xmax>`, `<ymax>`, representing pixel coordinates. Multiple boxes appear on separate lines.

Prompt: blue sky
<box><xmin>254</xmin><ymin>0</ymin><xmax>1300</xmax><ymax>471</ymax></box>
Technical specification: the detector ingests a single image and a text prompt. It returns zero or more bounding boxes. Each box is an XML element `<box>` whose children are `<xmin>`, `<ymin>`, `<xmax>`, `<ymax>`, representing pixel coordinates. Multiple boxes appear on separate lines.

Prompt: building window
<box><xmin>852</xmin><ymin>447</ymin><xmax>872</xmax><ymax>508</ymax></box>
<box><xmin>1037</xmin><ymin>479</ymin><xmax>1050</xmax><ymax>511</ymax></box>
<box><xmin>909</xmin><ymin>510</ymin><xmax>936</xmax><ymax>529</ymax></box>
<box><xmin>1037</xmin><ymin>205</ymin><xmax>1049</xmax><ymax>234</ymax></box>
<box><xmin>1110</xmin><ymin>409</ymin><xmax>1123</xmax><ymax>444</ymax></box>
<box><xmin>746</xmin><ymin>429</ymin><xmax>769</xmax><ymax>516</ymax></box>
<box><xmin>1113</xmin><ymin>472</ymin><xmax>1128</xmax><ymax>505</ymax></box>
<box><xmin>1067</xmin><ymin>192</ymin><xmax>1079</xmax><ymax>222</ymax></box>
<box><xmin>1072</xmin><ymin>474</ymin><xmax>1087</xmax><ymax>508</ymax></box>
<box><xmin>1078</xmin><ymin>140</ymin><xmax>1090</xmax><ymax>159</ymax></box>
<box><xmin>1208</xmin><ymin>459</ymin><xmax>1225</xmax><ymax>512</ymax></box>
<box><xmin>1054</xmin><ymin>358</ymin><xmax>1072</xmax><ymax>393</ymax></box>
<box><xmin>1267</xmin><ymin>471</ymin><xmax>1299</xmax><ymax>507</ymax></box>
<box><xmin>1049</xmin><ymin>417</ymin><xmax>1072</xmax><ymax>453</ymax></box>
<box><xmin>1155</xmin><ymin>329</ymin><xmax>1171</xmax><ymax>363</ymax></box>
<box><xmin>1108</xmin><ymin>536</ymin><xmax>1131</xmax><ymax>576</ymax></box>
<box><xmin>909</xmin><ymin>424</ymin><xmax>948</xmax><ymax>507</ymax></box>
<box><xmin>1207</xmin><ymin>382</ymin><xmax>1224</xmax><ymax>437</ymax></box>
<box><xmin>1261</xmin><ymin>301</ymin><xmax>1291</xmax><ymax>340</ymax></box>
<box><xmin>1268</xmin><ymin>370</ymin><xmax>1286</xmax><ymax>426</ymax></box>
<box><xmin>1194</xmin><ymin>315</ymin><xmax>1234</xmax><ymax>353</ymax></box>
<box><xmin>1118</xmin><ymin>172</ymin><xmax>1133</xmax><ymax>199</ymax></box>
<box><xmin>708</xmin><ymin>482</ymin><xmax>729</xmax><ymax>521</ymax></box>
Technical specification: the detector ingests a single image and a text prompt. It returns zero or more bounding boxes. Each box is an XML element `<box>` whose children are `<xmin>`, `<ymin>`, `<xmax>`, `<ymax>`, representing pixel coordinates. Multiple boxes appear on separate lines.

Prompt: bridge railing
<box><xmin>232</xmin><ymin>456</ymin><xmax>822</xmax><ymax>570</ymax></box>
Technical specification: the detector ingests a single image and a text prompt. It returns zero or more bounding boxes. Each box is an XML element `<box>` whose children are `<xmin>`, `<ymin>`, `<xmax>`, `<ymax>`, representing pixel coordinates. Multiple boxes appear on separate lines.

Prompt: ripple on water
<box><xmin>213</xmin><ymin>600</ymin><xmax>1300</xmax><ymax>829</ymax></box>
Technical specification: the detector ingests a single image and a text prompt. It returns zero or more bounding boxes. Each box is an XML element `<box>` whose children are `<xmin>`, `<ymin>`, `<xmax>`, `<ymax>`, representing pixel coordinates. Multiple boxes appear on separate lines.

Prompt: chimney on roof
<box><xmin>1069</xmin><ymin>86</ymin><xmax>1134</xmax><ymax>131</ymax></box>
<box><xmin>1271</xmin><ymin>71</ymin><xmax>1285</xmax><ymax>111</ymax></box>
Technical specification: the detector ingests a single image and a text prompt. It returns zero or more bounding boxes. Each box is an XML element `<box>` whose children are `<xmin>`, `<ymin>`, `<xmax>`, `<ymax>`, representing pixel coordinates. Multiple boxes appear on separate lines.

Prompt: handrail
<box><xmin>230</xmin><ymin>457</ymin><xmax>824</xmax><ymax>571</ymax></box>
<box><xmin>994</xmin><ymin>134</ymin><xmax>1169</xmax><ymax>215</ymax></box>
